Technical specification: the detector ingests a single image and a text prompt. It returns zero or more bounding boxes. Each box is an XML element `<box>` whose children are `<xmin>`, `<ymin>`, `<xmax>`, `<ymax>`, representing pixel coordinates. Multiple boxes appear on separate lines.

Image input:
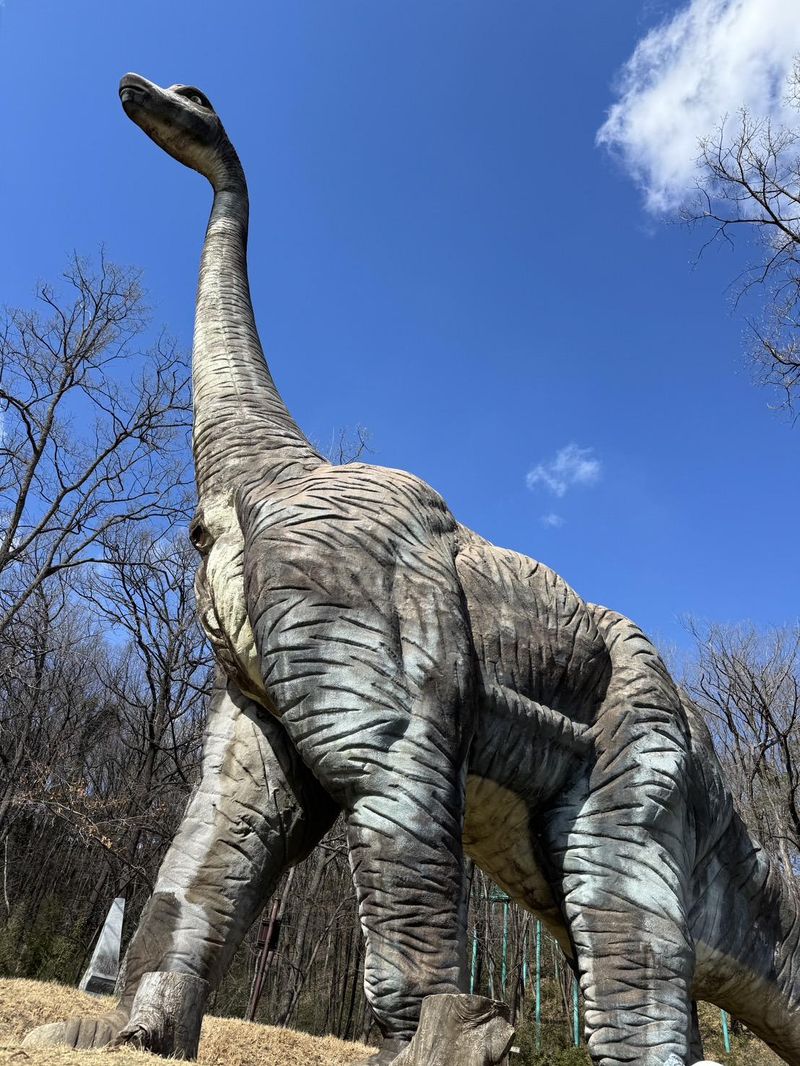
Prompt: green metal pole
<box><xmin>573</xmin><ymin>974</ymin><xmax>580</xmax><ymax>1046</ymax></box>
<box><xmin>721</xmin><ymin>1009</ymin><xmax>731</xmax><ymax>1053</ymax></box>
<box><xmin>501</xmin><ymin>899</ymin><xmax>509</xmax><ymax>993</ymax></box>
<box><xmin>535</xmin><ymin>919</ymin><xmax>542</xmax><ymax>1051</ymax></box>
<box><xmin>470</xmin><ymin>927</ymin><xmax>478</xmax><ymax>994</ymax></box>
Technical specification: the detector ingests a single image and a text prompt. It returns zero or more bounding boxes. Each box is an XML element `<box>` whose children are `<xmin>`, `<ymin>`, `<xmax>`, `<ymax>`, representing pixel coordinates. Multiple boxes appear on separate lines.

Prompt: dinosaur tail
<box><xmin>686</xmin><ymin>703</ymin><xmax>800</xmax><ymax>1065</ymax></box>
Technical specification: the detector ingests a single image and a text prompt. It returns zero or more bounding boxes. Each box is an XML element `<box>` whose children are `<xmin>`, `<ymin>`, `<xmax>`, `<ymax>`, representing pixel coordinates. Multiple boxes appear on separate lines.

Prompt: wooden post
<box><xmin>247</xmin><ymin>866</ymin><xmax>296</xmax><ymax>1021</ymax></box>
<box><xmin>114</xmin><ymin>971</ymin><xmax>209</xmax><ymax>1059</ymax></box>
<box><xmin>392</xmin><ymin>993</ymin><xmax>514</xmax><ymax>1066</ymax></box>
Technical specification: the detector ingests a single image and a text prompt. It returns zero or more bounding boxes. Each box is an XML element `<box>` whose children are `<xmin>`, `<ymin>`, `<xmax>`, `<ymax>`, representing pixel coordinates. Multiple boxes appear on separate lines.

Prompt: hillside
<box><xmin>0</xmin><ymin>979</ymin><xmax>785</xmax><ymax>1065</ymax></box>
<box><xmin>0</xmin><ymin>979</ymin><xmax>369</xmax><ymax>1066</ymax></box>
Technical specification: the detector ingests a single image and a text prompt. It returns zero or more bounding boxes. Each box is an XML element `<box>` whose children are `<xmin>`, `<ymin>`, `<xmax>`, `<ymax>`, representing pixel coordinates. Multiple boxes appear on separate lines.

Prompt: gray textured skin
<box><xmin>24</xmin><ymin>75</ymin><xmax>800</xmax><ymax>1066</ymax></box>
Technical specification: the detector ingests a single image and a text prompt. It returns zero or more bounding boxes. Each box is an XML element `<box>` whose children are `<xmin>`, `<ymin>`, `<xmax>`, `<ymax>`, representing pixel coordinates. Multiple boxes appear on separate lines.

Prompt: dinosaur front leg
<box><xmin>254</xmin><ymin>543</ymin><xmax>476</xmax><ymax>1061</ymax></box>
<box><xmin>344</xmin><ymin>719</ymin><xmax>470</xmax><ymax>1059</ymax></box>
<box><xmin>286</xmin><ymin>719</ymin><xmax>470</xmax><ymax>1066</ymax></box>
<box><xmin>23</xmin><ymin>671</ymin><xmax>337</xmax><ymax>1051</ymax></box>
<box><xmin>285</xmin><ymin>687</ymin><xmax>471</xmax><ymax>1061</ymax></box>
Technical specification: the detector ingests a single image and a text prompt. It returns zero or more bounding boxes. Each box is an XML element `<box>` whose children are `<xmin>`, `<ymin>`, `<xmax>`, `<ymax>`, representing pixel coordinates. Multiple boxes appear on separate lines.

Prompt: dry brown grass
<box><xmin>0</xmin><ymin>979</ymin><xmax>370</xmax><ymax>1066</ymax></box>
<box><xmin>0</xmin><ymin>978</ymin><xmax>787</xmax><ymax>1065</ymax></box>
<box><xmin>695</xmin><ymin>1000</ymin><xmax>782</xmax><ymax>1066</ymax></box>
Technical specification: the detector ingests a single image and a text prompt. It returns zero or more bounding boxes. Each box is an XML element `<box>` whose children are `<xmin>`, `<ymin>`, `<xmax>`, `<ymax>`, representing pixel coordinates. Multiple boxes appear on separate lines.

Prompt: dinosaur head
<box><xmin>119</xmin><ymin>73</ymin><xmax>235</xmax><ymax>186</ymax></box>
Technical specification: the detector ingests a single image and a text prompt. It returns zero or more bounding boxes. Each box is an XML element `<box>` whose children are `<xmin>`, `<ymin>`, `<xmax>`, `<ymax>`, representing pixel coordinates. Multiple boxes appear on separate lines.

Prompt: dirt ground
<box><xmin>0</xmin><ymin>979</ymin><xmax>370</xmax><ymax>1066</ymax></box>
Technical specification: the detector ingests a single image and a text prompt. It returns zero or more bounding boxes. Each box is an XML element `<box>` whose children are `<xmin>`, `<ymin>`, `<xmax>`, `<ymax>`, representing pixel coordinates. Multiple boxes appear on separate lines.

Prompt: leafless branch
<box><xmin>685</xmin><ymin>71</ymin><xmax>800</xmax><ymax>413</ymax></box>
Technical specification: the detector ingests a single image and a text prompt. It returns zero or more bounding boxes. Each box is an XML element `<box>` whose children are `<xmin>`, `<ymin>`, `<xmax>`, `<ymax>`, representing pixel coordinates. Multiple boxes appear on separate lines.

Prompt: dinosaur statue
<box><xmin>23</xmin><ymin>74</ymin><xmax>800</xmax><ymax>1066</ymax></box>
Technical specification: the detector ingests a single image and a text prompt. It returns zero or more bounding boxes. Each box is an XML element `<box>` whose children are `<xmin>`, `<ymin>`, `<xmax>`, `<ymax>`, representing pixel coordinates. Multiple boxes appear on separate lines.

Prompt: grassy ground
<box><xmin>510</xmin><ymin>1001</ymin><xmax>782</xmax><ymax>1065</ymax></box>
<box><xmin>0</xmin><ymin>979</ymin><xmax>785</xmax><ymax>1065</ymax></box>
<box><xmin>694</xmin><ymin>1001</ymin><xmax>781</xmax><ymax>1066</ymax></box>
<box><xmin>0</xmin><ymin>979</ymin><xmax>370</xmax><ymax>1066</ymax></box>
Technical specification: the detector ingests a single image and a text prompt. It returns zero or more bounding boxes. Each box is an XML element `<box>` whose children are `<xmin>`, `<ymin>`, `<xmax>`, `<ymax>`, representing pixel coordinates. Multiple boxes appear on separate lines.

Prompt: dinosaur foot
<box><xmin>22</xmin><ymin>1009</ymin><xmax>129</xmax><ymax>1050</ymax></box>
<box><xmin>111</xmin><ymin>971</ymin><xmax>209</xmax><ymax>1059</ymax></box>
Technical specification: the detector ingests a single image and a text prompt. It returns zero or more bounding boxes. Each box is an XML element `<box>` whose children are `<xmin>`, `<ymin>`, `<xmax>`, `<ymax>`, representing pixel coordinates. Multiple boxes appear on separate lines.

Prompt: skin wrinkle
<box><xmin>26</xmin><ymin>72</ymin><xmax>800</xmax><ymax>1066</ymax></box>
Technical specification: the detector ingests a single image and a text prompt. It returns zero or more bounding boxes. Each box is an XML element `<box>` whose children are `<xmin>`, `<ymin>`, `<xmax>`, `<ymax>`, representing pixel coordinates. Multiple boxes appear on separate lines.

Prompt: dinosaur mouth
<box><xmin>119</xmin><ymin>74</ymin><xmax>151</xmax><ymax>108</ymax></box>
<box><xmin>119</xmin><ymin>87</ymin><xmax>145</xmax><ymax>105</ymax></box>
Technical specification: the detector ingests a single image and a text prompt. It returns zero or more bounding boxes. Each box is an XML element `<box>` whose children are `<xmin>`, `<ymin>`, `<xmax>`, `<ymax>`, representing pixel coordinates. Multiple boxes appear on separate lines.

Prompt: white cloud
<box><xmin>598</xmin><ymin>0</ymin><xmax>800</xmax><ymax>212</ymax></box>
<box><xmin>526</xmin><ymin>443</ymin><xmax>601</xmax><ymax>497</ymax></box>
<box><xmin>540</xmin><ymin>513</ymin><xmax>565</xmax><ymax>528</ymax></box>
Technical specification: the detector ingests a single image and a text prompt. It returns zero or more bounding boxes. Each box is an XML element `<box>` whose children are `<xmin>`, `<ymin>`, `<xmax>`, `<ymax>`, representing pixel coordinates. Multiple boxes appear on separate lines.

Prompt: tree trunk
<box><xmin>114</xmin><ymin>972</ymin><xmax>209</xmax><ymax>1059</ymax></box>
<box><xmin>392</xmin><ymin>994</ymin><xmax>514</xmax><ymax>1066</ymax></box>
<box><xmin>339</xmin><ymin>920</ymin><xmax>360</xmax><ymax>1038</ymax></box>
<box><xmin>276</xmin><ymin>858</ymin><xmax>329</xmax><ymax>1023</ymax></box>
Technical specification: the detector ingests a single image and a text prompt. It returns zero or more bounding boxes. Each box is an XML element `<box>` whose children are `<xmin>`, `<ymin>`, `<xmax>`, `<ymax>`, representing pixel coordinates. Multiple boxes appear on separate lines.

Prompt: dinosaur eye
<box><xmin>176</xmin><ymin>86</ymin><xmax>211</xmax><ymax>109</ymax></box>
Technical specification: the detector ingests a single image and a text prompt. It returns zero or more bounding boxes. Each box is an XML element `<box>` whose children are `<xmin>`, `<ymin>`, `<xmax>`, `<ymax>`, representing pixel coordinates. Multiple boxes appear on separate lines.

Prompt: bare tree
<box><xmin>0</xmin><ymin>251</ymin><xmax>197</xmax><ymax>977</ymax></box>
<box><xmin>0</xmin><ymin>527</ymin><xmax>209</xmax><ymax>980</ymax></box>
<box><xmin>0</xmin><ymin>578</ymin><xmax>108</xmax><ymax>838</ymax></box>
<box><xmin>76</xmin><ymin>524</ymin><xmax>209</xmax><ymax>869</ymax></box>
<box><xmin>685</xmin><ymin>620</ymin><xmax>800</xmax><ymax>878</ymax></box>
<box><xmin>324</xmin><ymin>426</ymin><xmax>372</xmax><ymax>466</ymax></box>
<box><xmin>687</xmin><ymin>61</ymin><xmax>800</xmax><ymax>412</ymax></box>
<box><xmin>0</xmin><ymin>252</ymin><xmax>192</xmax><ymax>635</ymax></box>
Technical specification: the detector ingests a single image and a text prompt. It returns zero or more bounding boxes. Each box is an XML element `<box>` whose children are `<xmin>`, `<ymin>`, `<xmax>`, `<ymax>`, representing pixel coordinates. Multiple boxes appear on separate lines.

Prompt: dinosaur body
<box><xmin>23</xmin><ymin>74</ymin><xmax>800</xmax><ymax>1066</ymax></box>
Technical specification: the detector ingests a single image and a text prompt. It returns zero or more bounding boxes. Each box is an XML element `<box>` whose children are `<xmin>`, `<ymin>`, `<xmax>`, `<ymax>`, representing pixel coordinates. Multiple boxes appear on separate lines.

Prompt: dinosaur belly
<box><xmin>464</xmin><ymin>774</ymin><xmax>570</xmax><ymax>950</ymax></box>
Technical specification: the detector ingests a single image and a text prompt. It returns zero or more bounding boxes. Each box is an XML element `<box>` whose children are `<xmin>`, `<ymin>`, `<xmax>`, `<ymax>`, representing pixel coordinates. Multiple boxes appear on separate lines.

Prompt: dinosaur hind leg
<box><xmin>546</xmin><ymin>607</ymin><xmax>698</xmax><ymax>1065</ymax></box>
<box><xmin>692</xmin><ymin>814</ymin><xmax>800</xmax><ymax>1065</ymax></box>
<box><xmin>551</xmin><ymin>800</ymin><xmax>697</xmax><ymax>1066</ymax></box>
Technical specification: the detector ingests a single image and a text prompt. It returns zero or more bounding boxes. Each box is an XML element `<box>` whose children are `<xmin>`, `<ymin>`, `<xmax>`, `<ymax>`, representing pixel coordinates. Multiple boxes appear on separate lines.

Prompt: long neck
<box><xmin>192</xmin><ymin>146</ymin><xmax>320</xmax><ymax>501</ymax></box>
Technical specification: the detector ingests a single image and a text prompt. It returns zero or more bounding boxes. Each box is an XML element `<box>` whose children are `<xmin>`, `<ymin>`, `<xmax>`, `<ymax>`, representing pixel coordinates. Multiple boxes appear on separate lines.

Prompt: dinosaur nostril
<box><xmin>189</xmin><ymin>520</ymin><xmax>211</xmax><ymax>554</ymax></box>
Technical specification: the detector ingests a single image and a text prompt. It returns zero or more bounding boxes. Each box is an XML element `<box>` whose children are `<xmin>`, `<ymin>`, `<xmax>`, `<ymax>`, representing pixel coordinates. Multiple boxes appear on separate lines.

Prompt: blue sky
<box><xmin>0</xmin><ymin>0</ymin><xmax>797</xmax><ymax>651</ymax></box>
